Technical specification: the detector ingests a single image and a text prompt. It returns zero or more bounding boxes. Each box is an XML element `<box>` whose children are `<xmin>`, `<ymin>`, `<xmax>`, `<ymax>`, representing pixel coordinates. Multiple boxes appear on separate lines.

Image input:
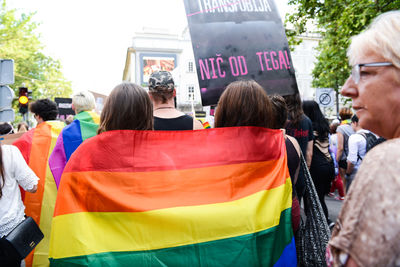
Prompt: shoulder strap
<box><xmin>356</xmin><ymin>132</ymin><xmax>366</xmax><ymax>161</ymax></box>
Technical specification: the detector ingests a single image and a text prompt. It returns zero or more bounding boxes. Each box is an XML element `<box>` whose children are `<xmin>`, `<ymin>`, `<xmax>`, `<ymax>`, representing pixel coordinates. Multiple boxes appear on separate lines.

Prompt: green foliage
<box><xmin>0</xmin><ymin>2</ymin><xmax>72</xmax><ymax>106</ymax></box>
<box><xmin>286</xmin><ymin>0</ymin><xmax>400</xmax><ymax>91</ymax></box>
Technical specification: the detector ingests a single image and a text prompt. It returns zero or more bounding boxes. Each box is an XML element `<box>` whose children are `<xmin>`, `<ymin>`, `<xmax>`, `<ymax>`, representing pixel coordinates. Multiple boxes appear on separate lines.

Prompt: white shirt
<box><xmin>347</xmin><ymin>129</ymin><xmax>370</xmax><ymax>169</ymax></box>
<box><xmin>0</xmin><ymin>145</ymin><xmax>39</xmax><ymax>237</ymax></box>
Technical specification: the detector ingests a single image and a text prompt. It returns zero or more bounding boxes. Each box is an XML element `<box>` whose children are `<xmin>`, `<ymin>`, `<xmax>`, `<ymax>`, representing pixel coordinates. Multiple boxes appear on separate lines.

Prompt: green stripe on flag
<box><xmin>49</xmin><ymin>208</ymin><xmax>293</xmax><ymax>267</ymax></box>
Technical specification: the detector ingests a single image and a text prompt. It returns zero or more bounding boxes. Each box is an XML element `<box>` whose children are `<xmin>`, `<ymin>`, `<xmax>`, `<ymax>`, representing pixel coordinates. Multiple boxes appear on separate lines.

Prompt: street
<box><xmin>326</xmin><ymin>195</ymin><xmax>344</xmax><ymax>223</ymax></box>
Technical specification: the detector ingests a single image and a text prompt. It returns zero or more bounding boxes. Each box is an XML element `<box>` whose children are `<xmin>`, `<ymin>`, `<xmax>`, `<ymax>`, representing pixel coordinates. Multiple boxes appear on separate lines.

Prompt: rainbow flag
<box><xmin>13</xmin><ymin>121</ymin><xmax>65</xmax><ymax>267</ymax></box>
<box><xmin>49</xmin><ymin>127</ymin><xmax>296</xmax><ymax>266</ymax></box>
<box><xmin>202</xmin><ymin>121</ymin><xmax>211</xmax><ymax>129</ymax></box>
<box><xmin>49</xmin><ymin>111</ymin><xmax>99</xmax><ymax>189</ymax></box>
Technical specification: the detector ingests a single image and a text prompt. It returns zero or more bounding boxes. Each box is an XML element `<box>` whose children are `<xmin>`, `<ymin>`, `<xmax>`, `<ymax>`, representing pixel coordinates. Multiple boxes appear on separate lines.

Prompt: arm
<box><xmin>26</xmin><ymin>184</ymin><xmax>37</xmax><ymax>193</ymax></box>
<box><xmin>346</xmin><ymin>162</ymin><xmax>355</xmax><ymax>176</ymax></box>
<box><xmin>346</xmin><ymin>135</ymin><xmax>358</xmax><ymax>175</ymax></box>
<box><xmin>286</xmin><ymin>135</ymin><xmax>301</xmax><ymax>184</ymax></box>
<box><xmin>11</xmin><ymin>145</ymin><xmax>39</xmax><ymax>193</ymax></box>
<box><xmin>306</xmin><ymin>140</ymin><xmax>313</xmax><ymax>168</ymax></box>
<box><xmin>336</xmin><ymin>132</ymin><xmax>344</xmax><ymax>162</ymax></box>
<box><xmin>193</xmin><ymin>119</ymin><xmax>204</xmax><ymax>130</ymax></box>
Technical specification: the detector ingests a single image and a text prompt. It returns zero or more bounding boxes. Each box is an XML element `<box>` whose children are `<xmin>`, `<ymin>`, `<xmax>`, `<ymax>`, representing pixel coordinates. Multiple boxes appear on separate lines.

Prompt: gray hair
<box><xmin>348</xmin><ymin>11</ymin><xmax>400</xmax><ymax>69</ymax></box>
<box><xmin>72</xmin><ymin>90</ymin><xmax>96</xmax><ymax>114</ymax></box>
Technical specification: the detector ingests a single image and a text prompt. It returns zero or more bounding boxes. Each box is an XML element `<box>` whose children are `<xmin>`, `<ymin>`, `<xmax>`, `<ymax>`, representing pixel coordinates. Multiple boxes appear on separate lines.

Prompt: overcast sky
<box><xmin>8</xmin><ymin>0</ymin><xmax>291</xmax><ymax>95</ymax></box>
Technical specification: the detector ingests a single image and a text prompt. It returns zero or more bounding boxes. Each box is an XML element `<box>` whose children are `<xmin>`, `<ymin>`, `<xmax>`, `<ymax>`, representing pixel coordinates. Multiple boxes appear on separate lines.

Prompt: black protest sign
<box><xmin>54</xmin><ymin>97</ymin><xmax>74</xmax><ymax>116</ymax></box>
<box><xmin>183</xmin><ymin>0</ymin><xmax>298</xmax><ymax>106</ymax></box>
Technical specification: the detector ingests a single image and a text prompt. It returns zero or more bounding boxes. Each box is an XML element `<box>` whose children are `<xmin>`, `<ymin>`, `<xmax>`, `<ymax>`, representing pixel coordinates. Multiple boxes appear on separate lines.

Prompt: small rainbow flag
<box><xmin>13</xmin><ymin>121</ymin><xmax>65</xmax><ymax>267</ymax></box>
<box><xmin>49</xmin><ymin>111</ymin><xmax>99</xmax><ymax>189</ymax></box>
<box><xmin>49</xmin><ymin>127</ymin><xmax>296</xmax><ymax>266</ymax></box>
<box><xmin>202</xmin><ymin>121</ymin><xmax>211</xmax><ymax>129</ymax></box>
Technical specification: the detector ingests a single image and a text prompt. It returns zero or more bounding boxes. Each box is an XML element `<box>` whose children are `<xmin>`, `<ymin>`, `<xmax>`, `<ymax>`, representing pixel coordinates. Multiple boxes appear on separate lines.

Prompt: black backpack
<box><xmin>357</xmin><ymin>132</ymin><xmax>378</xmax><ymax>161</ymax></box>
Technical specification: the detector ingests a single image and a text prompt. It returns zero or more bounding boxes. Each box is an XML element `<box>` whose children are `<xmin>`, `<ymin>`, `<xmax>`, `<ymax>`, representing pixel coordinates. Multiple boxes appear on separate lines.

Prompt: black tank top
<box><xmin>154</xmin><ymin>115</ymin><xmax>193</xmax><ymax>130</ymax></box>
<box><xmin>285</xmin><ymin>138</ymin><xmax>300</xmax><ymax>185</ymax></box>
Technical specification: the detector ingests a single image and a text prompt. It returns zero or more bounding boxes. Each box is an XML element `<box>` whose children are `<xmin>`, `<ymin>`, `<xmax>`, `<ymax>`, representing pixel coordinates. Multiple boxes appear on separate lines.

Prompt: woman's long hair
<box><xmin>283</xmin><ymin>93</ymin><xmax>304</xmax><ymax>127</ymax></box>
<box><xmin>214</xmin><ymin>80</ymin><xmax>274</xmax><ymax>128</ymax></box>
<box><xmin>302</xmin><ymin>100</ymin><xmax>330</xmax><ymax>141</ymax></box>
<box><xmin>0</xmin><ymin>144</ymin><xmax>4</xmax><ymax>199</ymax></box>
<box><xmin>98</xmin><ymin>83</ymin><xmax>153</xmax><ymax>134</ymax></box>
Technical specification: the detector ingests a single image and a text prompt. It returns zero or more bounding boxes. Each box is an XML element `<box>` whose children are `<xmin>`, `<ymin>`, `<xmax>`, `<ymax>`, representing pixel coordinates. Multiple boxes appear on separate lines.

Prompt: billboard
<box><xmin>183</xmin><ymin>0</ymin><xmax>298</xmax><ymax>106</ymax></box>
<box><xmin>140</xmin><ymin>54</ymin><xmax>177</xmax><ymax>86</ymax></box>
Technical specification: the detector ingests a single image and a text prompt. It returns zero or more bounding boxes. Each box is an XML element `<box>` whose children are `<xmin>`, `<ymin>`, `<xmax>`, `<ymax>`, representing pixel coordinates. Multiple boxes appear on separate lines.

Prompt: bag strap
<box><xmin>300</xmin><ymin>151</ymin><xmax>330</xmax><ymax>231</ymax></box>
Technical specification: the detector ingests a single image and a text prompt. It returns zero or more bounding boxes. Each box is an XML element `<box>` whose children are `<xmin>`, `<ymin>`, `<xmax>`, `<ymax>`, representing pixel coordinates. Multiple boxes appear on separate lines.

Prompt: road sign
<box><xmin>0</xmin><ymin>59</ymin><xmax>14</xmax><ymax>85</ymax></box>
<box><xmin>0</xmin><ymin>109</ymin><xmax>15</xmax><ymax>122</ymax></box>
<box><xmin>0</xmin><ymin>85</ymin><xmax>15</xmax><ymax>122</ymax></box>
<box><xmin>316</xmin><ymin>88</ymin><xmax>335</xmax><ymax>108</ymax></box>
<box><xmin>0</xmin><ymin>85</ymin><xmax>14</xmax><ymax>108</ymax></box>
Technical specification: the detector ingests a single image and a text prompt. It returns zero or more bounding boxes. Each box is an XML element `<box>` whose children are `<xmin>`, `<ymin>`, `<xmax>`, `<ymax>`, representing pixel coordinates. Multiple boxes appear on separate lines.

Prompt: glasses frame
<box><xmin>351</xmin><ymin>62</ymin><xmax>393</xmax><ymax>84</ymax></box>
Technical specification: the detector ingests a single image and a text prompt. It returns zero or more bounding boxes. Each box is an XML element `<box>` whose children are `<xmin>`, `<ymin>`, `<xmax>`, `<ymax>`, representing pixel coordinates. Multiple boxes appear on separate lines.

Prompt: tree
<box><xmin>286</xmin><ymin>0</ymin><xmax>400</xmax><ymax>93</ymax></box>
<box><xmin>0</xmin><ymin>2</ymin><xmax>72</xmax><ymax>104</ymax></box>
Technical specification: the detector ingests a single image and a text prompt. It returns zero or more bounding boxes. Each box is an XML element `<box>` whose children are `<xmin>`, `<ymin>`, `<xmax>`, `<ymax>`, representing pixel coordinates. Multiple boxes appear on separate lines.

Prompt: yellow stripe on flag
<box><xmin>33</xmin><ymin>121</ymin><xmax>63</xmax><ymax>267</ymax></box>
<box><xmin>50</xmin><ymin>178</ymin><xmax>292</xmax><ymax>259</ymax></box>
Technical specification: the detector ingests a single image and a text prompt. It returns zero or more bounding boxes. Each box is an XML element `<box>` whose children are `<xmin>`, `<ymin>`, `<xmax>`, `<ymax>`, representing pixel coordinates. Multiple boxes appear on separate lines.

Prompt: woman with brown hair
<box><xmin>270</xmin><ymin>94</ymin><xmax>302</xmax><ymax>234</ymax></box>
<box><xmin>98</xmin><ymin>83</ymin><xmax>153</xmax><ymax>134</ymax></box>
<box><xmin>283</xmin><ymin>93</ymin><xmax>313</xmax><ymax>203</ymax></box>
<box><xmin>214</xmin><ymin>80</ymin><xmax>274</xmax><ymax>128</ymax></box>
<box><xmin>214</xmin><ymin>81</ymin><xmax>301</xmax><ymax>233</ymax></box>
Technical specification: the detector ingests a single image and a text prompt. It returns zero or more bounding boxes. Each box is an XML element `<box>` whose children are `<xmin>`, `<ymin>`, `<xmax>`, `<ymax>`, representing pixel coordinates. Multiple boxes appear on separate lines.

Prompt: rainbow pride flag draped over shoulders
<box><xmin>13</xmin><ymin>120</ymin><xmax>65</xmax><ymax>267</ymax></box>
<box><xmin>49</xmin><ymin>111</ymin><xmax>99</xmax><ymax>189</ymax></box>
<box><xmin>49</xmin><ymin>127</ymin><xmax>296</xmax><ymax>266</ymax></box>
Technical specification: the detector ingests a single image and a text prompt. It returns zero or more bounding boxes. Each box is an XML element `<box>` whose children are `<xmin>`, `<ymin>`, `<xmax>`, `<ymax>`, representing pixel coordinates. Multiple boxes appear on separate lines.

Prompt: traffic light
<box><xmin>18</xmin><ymin>87</ymin><xmax>29</xmax><ymax>114</ymax></box>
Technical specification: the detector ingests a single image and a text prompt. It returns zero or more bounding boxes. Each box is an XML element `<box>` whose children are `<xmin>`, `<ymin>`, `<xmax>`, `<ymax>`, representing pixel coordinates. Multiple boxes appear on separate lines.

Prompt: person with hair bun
<box><xmin>328</xmin><ymin>11</ymin><xmax>400</xmax><ymax>267</ymax></box>
<box><xmin>148</xmin><ymin>71</ymin><xmax>203</xmax><ymax>130</ymax></box>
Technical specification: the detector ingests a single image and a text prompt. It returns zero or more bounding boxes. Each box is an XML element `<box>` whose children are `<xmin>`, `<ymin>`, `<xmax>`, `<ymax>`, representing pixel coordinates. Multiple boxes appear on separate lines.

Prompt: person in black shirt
<box><xmin>148</xmin><ymin>71</ymin><xmax>203</xmax><ymax>131</ymax></box>
<box><xmin>284</xmin><ymin>93</ymin><xmax>313</xmax><ymax>202</ymax></box>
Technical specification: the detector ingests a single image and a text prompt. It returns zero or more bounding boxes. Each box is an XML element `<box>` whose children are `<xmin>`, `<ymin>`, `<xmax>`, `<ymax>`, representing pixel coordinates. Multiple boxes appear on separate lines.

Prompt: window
<box><xmin>188</xmin><ymin>61</ymin><xmax>194</xmax><ymax>73</ymax></box>
<box><xmin>188</xmin><ymin>86</ymin><xmax>195</xmax><ymax>101</ymax></box>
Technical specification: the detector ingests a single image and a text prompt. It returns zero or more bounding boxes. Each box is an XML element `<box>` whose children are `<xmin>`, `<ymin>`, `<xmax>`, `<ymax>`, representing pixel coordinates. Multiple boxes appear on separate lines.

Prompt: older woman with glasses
<box><xmin>328</xmin><ymin>11</ymin><xmax>400</xmax><ymax>267</ymax></box>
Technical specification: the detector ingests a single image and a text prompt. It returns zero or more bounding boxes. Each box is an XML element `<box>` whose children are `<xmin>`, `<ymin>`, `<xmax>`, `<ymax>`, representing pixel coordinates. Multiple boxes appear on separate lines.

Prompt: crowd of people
<box><xmin>0</xmin><ymin>10</ymin><xmax>399</xmax><ymax>267</ymax></box>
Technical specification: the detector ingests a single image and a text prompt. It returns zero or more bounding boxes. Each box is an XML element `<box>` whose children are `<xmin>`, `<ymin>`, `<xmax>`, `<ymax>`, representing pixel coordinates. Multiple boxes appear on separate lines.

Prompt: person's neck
<box><xmin>153</xmin><ymin>100</ymin><xmax>175</xmax><ymax>111</ymax></box>
<box><xmin>154</xmin><ymin>106</ymin><xmax>175</xmax><ymax>111</ymax></box>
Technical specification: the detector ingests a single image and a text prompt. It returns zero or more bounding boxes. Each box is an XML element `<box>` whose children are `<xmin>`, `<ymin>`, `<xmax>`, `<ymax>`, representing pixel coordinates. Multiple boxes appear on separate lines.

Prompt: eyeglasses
<box><xmin>351</xmin><ymin>62</ymin><xmax>393</xmax><ymax>84</ymax></box>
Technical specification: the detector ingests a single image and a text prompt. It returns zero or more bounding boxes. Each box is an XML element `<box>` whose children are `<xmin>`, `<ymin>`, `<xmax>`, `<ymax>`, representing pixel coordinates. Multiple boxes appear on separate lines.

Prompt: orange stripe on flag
<box><xmin>55</xmin><ymin>158</ymin><xmax>289</xmax><ymax>216</ymax></box>
<box><xmin>23</xmin><ymin>123</ymin><xmax>52</xmax><ymax>267</ymax></box>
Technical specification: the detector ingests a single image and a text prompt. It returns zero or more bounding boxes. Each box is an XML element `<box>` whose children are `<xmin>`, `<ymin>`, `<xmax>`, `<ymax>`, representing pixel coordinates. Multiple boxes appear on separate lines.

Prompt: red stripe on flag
<box><xmin>64</xmin><ymin>127</ymin><xmax>285</xmax><ymax>173</ymax></box>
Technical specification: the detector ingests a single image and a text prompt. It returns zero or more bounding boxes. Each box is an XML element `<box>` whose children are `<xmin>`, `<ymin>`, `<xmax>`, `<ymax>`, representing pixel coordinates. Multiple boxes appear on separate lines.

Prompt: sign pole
<box><xmin>336</xmin><ymin>88</ymin><xmax>340</xmax><ymax>119</ymax></box>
